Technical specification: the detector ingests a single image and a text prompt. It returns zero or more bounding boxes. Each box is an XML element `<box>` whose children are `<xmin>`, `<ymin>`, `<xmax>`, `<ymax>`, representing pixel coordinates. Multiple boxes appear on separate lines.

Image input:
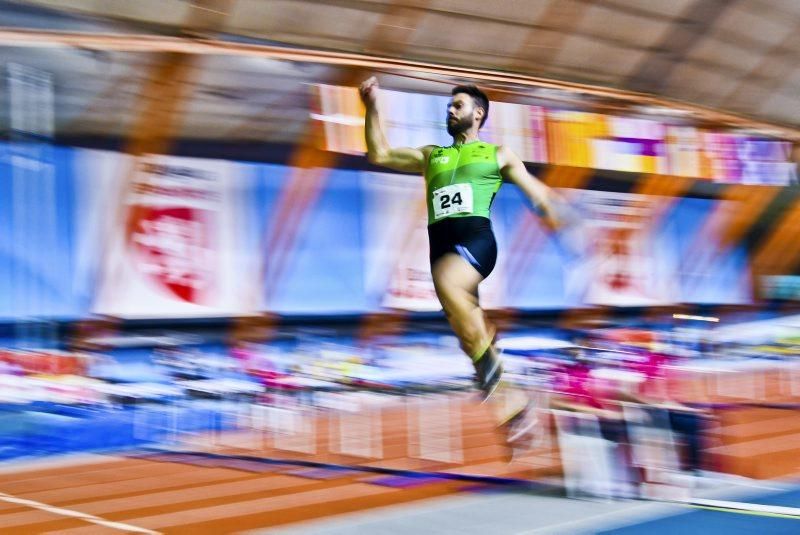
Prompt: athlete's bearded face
<box><xmin>446</xmin><ymin>93</ymin><xmax>482</xmax><ymax>136</ymax></box>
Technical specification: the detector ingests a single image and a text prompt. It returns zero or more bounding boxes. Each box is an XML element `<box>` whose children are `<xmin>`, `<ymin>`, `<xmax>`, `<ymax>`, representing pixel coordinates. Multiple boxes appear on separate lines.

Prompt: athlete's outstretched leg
<box><xmin>432</xmin><ymin>253</ymin><xmax>501</xmax><ymax>396</ymax></box>
<box><xmin>432</xmin><ymin>253</ymin><xmax>536</xmax><ymax>458</ymax></box>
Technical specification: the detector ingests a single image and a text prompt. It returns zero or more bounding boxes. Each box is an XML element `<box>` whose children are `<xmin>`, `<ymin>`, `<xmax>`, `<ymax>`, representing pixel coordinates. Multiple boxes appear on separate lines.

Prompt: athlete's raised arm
<box><xmin>498</xmin><ymin>145</ymin><xmax>588</xmax><ymax>265</ymax></box>
<box><xmin>497</xmin><ymin>145</ymin><xmax>565</xmax><ymax>230</ymax></box>
<box><xmin>359</xmin><ymin>77</ymin><xmax>433</xmax><ymax>173</ymax></box>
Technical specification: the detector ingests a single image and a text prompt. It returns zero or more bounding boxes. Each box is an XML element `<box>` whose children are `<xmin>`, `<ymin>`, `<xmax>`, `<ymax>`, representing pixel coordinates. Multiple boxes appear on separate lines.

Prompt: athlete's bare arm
<box><xmin>360</xmin><ymin>77</ymin><xmax>434</xmax><ymax>173</ymax></box>
<box><xmin>497</xmin><ymin>145</ymin><xmax>565</xmax><ymax>230</ymax></box>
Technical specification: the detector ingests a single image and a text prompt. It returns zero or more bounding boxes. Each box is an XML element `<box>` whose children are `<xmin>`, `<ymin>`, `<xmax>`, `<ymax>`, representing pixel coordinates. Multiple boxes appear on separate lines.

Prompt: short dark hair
<box><xmin>452</xmin><ymin>85</ymin><xmax>489</xmax><ymax>128</ymax></box>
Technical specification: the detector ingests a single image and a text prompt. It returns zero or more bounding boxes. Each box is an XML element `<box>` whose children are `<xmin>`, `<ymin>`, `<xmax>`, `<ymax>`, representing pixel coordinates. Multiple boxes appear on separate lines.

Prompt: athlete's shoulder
<box><xmin>420</xmin><ymin>144</ymin><xmax>438</xmax><ymax>158</ymax></box>
<box><xmin>494</xmin><ymin>144</ymin><xmax>513</xmax><ymax>155</ymax></box>
<box><xmin>494</xmin><ymin>145</ymin><xmax>521</xmax><ymax>168</ymax></box>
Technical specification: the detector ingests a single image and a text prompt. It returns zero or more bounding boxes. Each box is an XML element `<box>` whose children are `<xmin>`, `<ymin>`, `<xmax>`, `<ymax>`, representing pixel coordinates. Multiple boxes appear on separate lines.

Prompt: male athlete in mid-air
<box><xmin>359</xmin><ymin>77</ymin><xmax>576</xmax><ymax>451</ymax></box>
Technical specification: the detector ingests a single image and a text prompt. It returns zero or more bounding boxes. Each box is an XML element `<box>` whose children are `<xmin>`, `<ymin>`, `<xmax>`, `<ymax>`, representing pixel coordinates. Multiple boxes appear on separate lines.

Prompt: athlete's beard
<box><xmin>446</xmin><ymin>115</ymin><xmax>473</xmax><ymax>137</ymax></box>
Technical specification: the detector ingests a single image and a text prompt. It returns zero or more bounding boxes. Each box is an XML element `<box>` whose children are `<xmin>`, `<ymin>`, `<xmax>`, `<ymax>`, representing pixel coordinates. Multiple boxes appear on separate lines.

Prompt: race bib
<box><xmin>432</xmin><ymin>183</ymin><xmax>473</xmax><ymax>220</ymax></box>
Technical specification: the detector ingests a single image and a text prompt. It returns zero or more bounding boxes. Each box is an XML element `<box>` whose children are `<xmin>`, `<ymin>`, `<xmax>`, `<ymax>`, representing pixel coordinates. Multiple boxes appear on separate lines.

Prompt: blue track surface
<box><xmin>602</xmin><ymin>489</ymin><xmax>800</xmax><ymax>534</ymax></box>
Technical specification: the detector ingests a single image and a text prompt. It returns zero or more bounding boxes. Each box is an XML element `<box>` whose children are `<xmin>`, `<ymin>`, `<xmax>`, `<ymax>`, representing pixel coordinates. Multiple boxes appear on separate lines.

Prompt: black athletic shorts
<box><xmin>428</xmin><ymin>216</ymin><xmax>497</xmax><ymax>279</ymax></box>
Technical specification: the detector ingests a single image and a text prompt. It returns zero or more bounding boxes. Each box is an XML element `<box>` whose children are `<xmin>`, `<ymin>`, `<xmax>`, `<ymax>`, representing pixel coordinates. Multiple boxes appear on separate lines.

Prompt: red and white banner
<box><xmin>565</xmin><ymin>190</ymin><xmax>677</xmax><ymax>306</ymax></box>
<box><xmin>93</xmin><ymin>154</ymin><xmax>255</xmax><ymax>318</ymax></box>
<box><xmin>381</xmin><ymin>212</ymin><xmax>441</xmax><ymax>312</ymax></box>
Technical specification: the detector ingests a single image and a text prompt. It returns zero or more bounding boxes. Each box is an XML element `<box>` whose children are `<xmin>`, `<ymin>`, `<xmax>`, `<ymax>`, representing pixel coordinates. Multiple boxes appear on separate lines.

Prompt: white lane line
<box><xmin>0</xmin><ymin>492</ymin><xmax>161</xmax><ymax>534</ymax></box>
<box><xmin>690</xmin><ymin>498</ymin><xmax>800</xmax><ymax>517</ymax></box>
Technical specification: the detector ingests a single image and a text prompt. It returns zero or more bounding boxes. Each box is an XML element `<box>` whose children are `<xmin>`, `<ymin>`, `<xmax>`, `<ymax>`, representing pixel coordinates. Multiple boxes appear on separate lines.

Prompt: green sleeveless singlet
<box><xmin>424</xmin><ymin>141</ymin><xmax>503</xmax><ymax>225</ymax></box>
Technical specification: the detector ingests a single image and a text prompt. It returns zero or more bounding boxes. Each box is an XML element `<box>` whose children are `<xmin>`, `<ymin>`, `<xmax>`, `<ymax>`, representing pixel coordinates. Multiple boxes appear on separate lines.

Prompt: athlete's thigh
<box><xmin>431</xmin><ymin>253</ymin><xmax>482</xmax><ymax>318</ymax></box>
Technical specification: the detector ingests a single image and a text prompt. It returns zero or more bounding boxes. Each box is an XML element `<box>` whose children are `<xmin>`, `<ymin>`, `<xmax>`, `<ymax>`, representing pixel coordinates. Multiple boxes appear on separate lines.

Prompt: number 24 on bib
<box><xmin>433</xmin><ymin>184</ymin><xmax>473</xmax><ymax>220</ymax></box>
